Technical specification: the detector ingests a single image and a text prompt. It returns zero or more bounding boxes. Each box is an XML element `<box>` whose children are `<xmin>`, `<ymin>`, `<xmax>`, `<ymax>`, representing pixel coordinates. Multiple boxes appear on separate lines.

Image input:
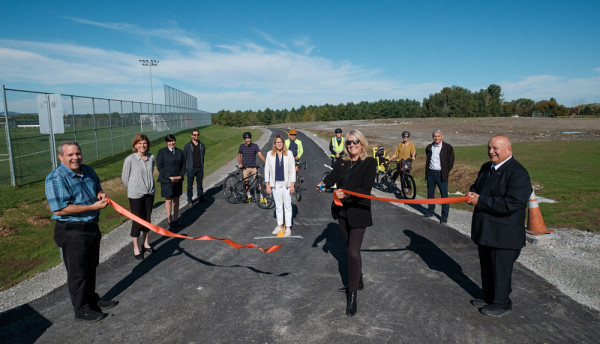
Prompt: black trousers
<box><xmin>129</xmin><ymin>194</ymin><xmax>154</xmax><ymax>237</ymax></box>
<box><xmin>478</xmin><ymin>245</ymin><xmax>521</xmax><ymax>307</ymax></box>
<box><xmin>187</xmin><ymin>168</ymin><xmax>204</xmax><ymax>202</ymax></box>
<box><xmin>54</xmin><ymin>221</ymin><xmax>101</xmax><ymax>314</ymax></box>
<box><xmin>338</xmin><ymin>218</ymin><xmax>366</xmax><ymax>292</ymax></box>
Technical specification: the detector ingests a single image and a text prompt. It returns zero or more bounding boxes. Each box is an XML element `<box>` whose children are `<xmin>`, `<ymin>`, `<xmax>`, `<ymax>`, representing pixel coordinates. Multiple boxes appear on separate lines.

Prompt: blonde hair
<box><xmin>342</xmin><ymin>129</ymin><xmax>369</xmax><ymax>161</ymax></box>
<box><xmin>270</xmin><ymin>135</ymin><xmax>289</xmax><ymax>157</ymax></box>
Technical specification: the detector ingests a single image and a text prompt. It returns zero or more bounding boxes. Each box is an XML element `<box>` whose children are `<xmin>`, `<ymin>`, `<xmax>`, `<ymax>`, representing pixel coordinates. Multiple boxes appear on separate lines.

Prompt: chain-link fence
<box><xmin>1</xmin><ymin>85</ymin><xmax>212</xmax><ymax>187</ymax></box>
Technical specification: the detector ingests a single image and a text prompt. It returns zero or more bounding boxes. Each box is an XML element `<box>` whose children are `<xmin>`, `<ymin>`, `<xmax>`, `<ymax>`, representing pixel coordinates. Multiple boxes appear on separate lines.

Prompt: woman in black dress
<box><xmin>318</xmin><ymin>129</ymin><xmax>376</xmax><ymax>316</ymax></box>
<box><xmin>156</xmin><ymin>134</ymin><xmax>185</xmax><ymax>228</ymax></box>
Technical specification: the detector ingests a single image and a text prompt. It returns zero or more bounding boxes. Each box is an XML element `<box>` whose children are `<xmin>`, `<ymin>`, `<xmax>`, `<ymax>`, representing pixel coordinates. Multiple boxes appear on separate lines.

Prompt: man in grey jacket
<box><xmin>183</xmin><ymin>129</ymin><xmax>206</xmax><ymax>204</ymax></box>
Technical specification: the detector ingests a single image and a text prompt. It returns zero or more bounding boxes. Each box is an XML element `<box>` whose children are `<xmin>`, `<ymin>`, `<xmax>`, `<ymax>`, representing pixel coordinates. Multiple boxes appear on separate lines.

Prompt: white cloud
<box><xmin>500</xmin><ymin>70</ymin><xmax>600</xmax><ymax>106</ymax></box>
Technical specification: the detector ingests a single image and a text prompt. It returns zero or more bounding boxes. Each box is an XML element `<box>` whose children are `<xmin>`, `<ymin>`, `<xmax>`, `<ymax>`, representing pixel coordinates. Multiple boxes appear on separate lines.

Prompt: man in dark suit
<box><xmin>425</xmin><ymin>129</ymin><xmax>454</xmax><ymax>223</ymax></box>
<box><xmin>467</xmin><ymin>135</ymin><xmax>532</xmax><ymax>317</ymax></box>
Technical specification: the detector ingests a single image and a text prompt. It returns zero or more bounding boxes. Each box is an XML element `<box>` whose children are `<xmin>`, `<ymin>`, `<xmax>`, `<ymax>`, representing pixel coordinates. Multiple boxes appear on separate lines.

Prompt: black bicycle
<box><xmin>376</xmin><ymin>159</ymin><xmax>417</xmax><ymax>199</ymax></box>
<box><xmin>223</xmin><ymin>166</ymin><xmax>274</xmax><ymax>209</ymax></box>
<box><xmin>294</xmin><ymin>160</ymin><xmax>308</xmax><ymax>201</ymax></box>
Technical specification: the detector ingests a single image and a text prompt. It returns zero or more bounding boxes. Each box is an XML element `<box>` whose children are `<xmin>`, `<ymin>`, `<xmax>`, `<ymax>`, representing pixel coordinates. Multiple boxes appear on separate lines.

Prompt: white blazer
<box><xmin>264</xmin><ymin>150</ymin><xmax>296</xmax><ymax>188</ymax></box>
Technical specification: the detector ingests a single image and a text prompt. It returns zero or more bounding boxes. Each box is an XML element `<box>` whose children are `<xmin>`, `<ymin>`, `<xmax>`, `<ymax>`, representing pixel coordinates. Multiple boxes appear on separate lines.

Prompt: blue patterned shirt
<box><xmin>45</xmin><ymin>163</ymin><xmax>103</xmax><ymax>222</ymax></box>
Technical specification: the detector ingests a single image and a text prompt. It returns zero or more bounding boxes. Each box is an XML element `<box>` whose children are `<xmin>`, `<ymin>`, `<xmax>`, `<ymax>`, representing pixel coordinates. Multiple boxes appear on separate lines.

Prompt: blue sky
<box><xmin>1</xmin><ymin>0</ymin><xmax>599</xmax><ymax>113</ymax></box>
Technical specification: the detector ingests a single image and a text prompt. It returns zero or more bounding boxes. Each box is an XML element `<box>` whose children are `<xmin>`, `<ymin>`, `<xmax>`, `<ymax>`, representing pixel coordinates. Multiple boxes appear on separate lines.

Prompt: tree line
<box><xmin>213</xmin><ymin>84</ymin><xmax>600</xmax><ymax>127</ymax></box>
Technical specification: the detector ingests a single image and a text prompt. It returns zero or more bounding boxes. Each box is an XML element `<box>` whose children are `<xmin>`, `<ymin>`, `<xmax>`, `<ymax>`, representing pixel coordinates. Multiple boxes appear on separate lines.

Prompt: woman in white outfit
<box><xmin>264</xmin><ymin>135</ymin><xmax>296</xmax><ymax>236</ymax></box>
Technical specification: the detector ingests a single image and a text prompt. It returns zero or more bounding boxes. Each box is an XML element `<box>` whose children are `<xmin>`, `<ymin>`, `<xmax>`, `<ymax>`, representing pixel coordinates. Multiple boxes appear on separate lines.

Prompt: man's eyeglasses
<box><xmin>191</xmin><ymin>134</ymin><xmax>199</xmax><ymax>137</ymax></box>
<box><xmin>346</xmin><ymin>139</ymin><xmax>361</xmax><ymax>146</ymax></box>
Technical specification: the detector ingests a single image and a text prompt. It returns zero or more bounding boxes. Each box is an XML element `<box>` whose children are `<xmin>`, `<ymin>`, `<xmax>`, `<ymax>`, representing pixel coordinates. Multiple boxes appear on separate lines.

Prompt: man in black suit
<box><xmin>467</xmin><ymin>135</ymin><xmax>532</xmax><ymax>317</ymax></box>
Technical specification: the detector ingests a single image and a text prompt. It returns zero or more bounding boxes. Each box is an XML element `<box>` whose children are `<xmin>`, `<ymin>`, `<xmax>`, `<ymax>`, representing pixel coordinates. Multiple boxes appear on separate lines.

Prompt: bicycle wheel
<box><xmin>400</xmin><ymin>173</ymin><xmax>417</xmax><ymax>199</ymax></box>
<box><xmin>321</xmin><ymin>171</ymin><xmax>330</xmax><ymax>181</ymax></box>
<box><xmin>295</xmin><ymin>181</ymin><xmax>302</xmax><ymax>201</ymax></box>
<box><xmin>254</xmin><ymin>180</ymin><xmax>275</xmax><ymax>209</ymax></box>
<box><xmin>223</xmin><ymin>175</ymin><xmax>244</xmax><ymax>204</ymax></box>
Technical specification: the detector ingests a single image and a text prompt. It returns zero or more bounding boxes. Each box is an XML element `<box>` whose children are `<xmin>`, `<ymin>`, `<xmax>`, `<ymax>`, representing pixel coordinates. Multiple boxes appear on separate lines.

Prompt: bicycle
<box><xmin>223</xmin><ymin>166</ymin><xmax>275</xmax><ymax>209</ymax></box>
<box><xmin>376</xmin><ymin>159</ymin><xmax>417</xmax><ymax>199</ymax></box>
<box><xmin>293</xmin><ymin>160</ymin><xmax>308</xmax><ymax>201</ymax></box>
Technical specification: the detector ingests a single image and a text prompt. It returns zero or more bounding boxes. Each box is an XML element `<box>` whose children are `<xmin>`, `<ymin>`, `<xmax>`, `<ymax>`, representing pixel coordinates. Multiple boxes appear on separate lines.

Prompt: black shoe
<box><xmin>75</xmin><ymin>307</ymin><xmax>106</xmax><ymax>322</ymax></box>
<box><xmin>422</xmin><ymin>212</ymin><xmax>434</xmax><ymax>218</ymax></box>
<box><xmin>141</xmin><ymin>246</ymin><xmax>154</xmax><ymax>254</ymax></box>
<box><xmin>134</xmin><ymin>250</ymin><xmax>144</xmax><ymax>260</ymax></box>
<box><xmin>346</xmin><ymin>291</ymin><xmax>357</xmax><ymax>316</ymax></box>
<box><xmin>480</xmin><ymin>304</ymin><xmax>513</xmax><ymax>317</ymax></box>
<box><xmin>187</xmin><ymin>199</ymin><xmax>194</xmax><ymax>205</ymax></box>
<box><xmin>338</xmin><ymin>276</ymin><xmax>364</xmax><ymax>292</ymax></box>
<box><xmin>470</xmin><ymin>299</ymin><xmax>488</xmax><ymax>308</ymax></box>
<box><xmin>96</xmin><ymin>299</ymin><xmax>117</xmax><ymax>310</ymax></box>
<box><xmin>440</xmin><ymin>218</ymin><xmax>448</xmax><ymax>224</ymax></box>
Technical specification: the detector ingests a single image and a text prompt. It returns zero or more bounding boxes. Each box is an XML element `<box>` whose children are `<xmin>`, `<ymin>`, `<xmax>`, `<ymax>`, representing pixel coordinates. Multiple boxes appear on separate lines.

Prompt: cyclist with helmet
<box><xmin>284</xmin><ymin>129</ymin><xmax>304</xmax><ymax>161</ymax></box>
<box><xmin>373</xmin><ymin>146</ymin><xmax>389</xmax><ymax>178</ymax></box>
<box><xmin>329</xmin><ymin>128</ymin><xmax>345</xmax><ymax>166</ymax></box>
<box><xmin>237</xmin><ymin>131</ymin><xmax>266</xmax><ymax>202</ymax></box>
<box><xmin>390</xmin><ymin>130</ymin><xmax>416</xmax><ymax>162</ymax></box>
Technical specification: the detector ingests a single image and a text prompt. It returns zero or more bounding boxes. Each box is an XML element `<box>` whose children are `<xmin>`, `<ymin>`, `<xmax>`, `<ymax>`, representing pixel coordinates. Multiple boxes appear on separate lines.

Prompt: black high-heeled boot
<box><xmin>346</xmin><ymin>291</ymin><xmax>357</xmax><ymax>316</ymax></box>
<box><xmin>338</xmin><ymin>275</ymin><xmax>365</xmax><ymax>292</ymax></box>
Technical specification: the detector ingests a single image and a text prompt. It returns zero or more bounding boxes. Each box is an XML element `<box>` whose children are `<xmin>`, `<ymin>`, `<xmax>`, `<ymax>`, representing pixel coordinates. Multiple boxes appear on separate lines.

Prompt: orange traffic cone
<box><xmin>526</xmin><ymin>191</ymin><xmax>554</xmax><ymax>235</ymax></box>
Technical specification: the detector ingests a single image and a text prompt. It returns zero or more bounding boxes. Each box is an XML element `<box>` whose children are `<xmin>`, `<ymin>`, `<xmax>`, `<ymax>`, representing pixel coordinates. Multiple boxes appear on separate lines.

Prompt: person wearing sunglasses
<box><xmin>317</xmin><ymin>129</ymin><xmax>376</xmax><ymax>317</ymax></box>
<box><xmin>183</xmin><ymin>129</ymin><xmax>206</xmax><ymax>205</ymax></box>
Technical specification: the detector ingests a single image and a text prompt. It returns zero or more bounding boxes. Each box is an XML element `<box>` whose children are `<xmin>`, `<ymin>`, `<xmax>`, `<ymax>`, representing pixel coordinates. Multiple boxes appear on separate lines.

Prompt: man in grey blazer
<box><xmin>467</xmin><ymin>135</ymin><xmax>532</xmax><ymax>317</ymax></box>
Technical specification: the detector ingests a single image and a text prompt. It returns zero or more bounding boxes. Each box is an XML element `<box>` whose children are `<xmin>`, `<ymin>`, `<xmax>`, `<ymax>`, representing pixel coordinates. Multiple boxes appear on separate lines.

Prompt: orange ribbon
<box><xmin>333</xmin><ymin>189</ymin><xmax>471</xmax><ymax>206</ymax></box>
<box><xmin>108</xmin><ymin>198</ymin><xmax>281</xmax><ymax>253</ymax></box>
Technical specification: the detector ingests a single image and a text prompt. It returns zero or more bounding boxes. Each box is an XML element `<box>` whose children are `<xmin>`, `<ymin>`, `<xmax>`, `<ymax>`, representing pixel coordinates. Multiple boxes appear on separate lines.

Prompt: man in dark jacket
<box><xmin>467</xmin><ymin>135</ymin><xmax>532</xmax><ymax>317</ymax></box>
<box><xmin>183</xmin><ymin>129</ymin><xmax>206</xmax><ymax>204</ymax></box>
<box><xmin>424</xmin><ymin>129</ymin><xmax>454</xmax><ymax>223</ymax></box>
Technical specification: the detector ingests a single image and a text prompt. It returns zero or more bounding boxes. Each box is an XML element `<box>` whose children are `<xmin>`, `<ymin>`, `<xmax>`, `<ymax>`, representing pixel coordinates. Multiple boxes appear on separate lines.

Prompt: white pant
<box><xmin>272</xmin><ymin>181</ymin><xmax>292</xmax><ymax>227</ymax></box>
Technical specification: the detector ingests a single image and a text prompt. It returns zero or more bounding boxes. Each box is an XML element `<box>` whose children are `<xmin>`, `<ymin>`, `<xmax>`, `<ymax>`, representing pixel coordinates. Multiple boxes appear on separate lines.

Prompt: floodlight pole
<box><xmin>139</xmin><ymin>59</ymin><xmax>159</xmax><ymax>114</ymax></box>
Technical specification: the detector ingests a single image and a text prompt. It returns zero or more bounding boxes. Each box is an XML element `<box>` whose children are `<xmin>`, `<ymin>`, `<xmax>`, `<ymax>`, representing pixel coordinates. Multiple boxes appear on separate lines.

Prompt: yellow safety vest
<box><xmin>331</xmin><ymin>137</ymin><xmax>344</xmax><ymax>158</ymax></box>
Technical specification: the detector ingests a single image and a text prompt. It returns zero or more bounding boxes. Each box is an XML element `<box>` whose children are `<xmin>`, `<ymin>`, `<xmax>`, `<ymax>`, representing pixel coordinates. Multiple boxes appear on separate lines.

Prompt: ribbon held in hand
<box><xmin>108</xmin><ymin>198</ymin><xmax>281</xmax><ymax>253</ymax></box>
<box><xmin>333</xmin><ymin>189</ymin><xmax>471</xmax><ymax>206</ymax></box>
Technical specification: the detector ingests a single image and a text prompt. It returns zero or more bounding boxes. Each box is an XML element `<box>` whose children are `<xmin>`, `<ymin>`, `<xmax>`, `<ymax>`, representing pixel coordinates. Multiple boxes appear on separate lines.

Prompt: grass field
<box><xmin>0</xmin><ymin>115</ymin><xmax>207</xmax><ymax>187</ymax></box>
<box><xmin>0</xmin><ymin>126</ymin><xmax>261</xmax><ymax>291</ymax></box>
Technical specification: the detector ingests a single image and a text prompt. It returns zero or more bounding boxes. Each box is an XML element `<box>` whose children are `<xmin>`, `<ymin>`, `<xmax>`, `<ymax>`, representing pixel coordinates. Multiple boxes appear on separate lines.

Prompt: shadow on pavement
<box><xmin>102</xmin><ymin>186</ymin><xmax>287</xmax><ymax>301</ymax></box>
<box><xmin>312</xmin><ymin>222</ymin><xmax>348</xmax><ymax>287</ymax></box>
<box><xmin>0</xmin><ymin>304</ymin><xmax>52</xmax><ymax>344</ymax></box>
<box><xmin>403</xmin><ymin>229</ymin><xmax>481</xmax><ymax>298</ymax></box>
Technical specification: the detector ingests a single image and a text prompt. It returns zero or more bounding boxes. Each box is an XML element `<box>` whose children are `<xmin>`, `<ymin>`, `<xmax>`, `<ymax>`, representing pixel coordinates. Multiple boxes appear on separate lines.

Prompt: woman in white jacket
<box><xmin>264</xmin><ymin>135</ymin><xmax>296</xmax><ymax>236</ymax></box>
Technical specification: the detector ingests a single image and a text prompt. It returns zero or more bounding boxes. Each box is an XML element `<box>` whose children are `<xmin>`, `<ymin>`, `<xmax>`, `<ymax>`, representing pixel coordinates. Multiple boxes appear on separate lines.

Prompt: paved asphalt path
<box><xmin>2</xmin><ymin>129</ymin><xmax>600</xmax><ymax>343</ymax></box>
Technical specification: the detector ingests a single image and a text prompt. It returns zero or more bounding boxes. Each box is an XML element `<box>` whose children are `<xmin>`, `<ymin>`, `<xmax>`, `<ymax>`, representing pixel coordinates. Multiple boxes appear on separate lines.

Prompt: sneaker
<box><xmin>245</xmin><ymin>195</ymin><xmax>252</xmax><ymax>203</ymax></box>
<box><xmin>272</xmin><ymin>226</ymin><xmax>283</xmax><ymax>235</ymax></box>
<box><xmin>75</xmin><ymin>307</ymin><xmax>106</xmax><ymax>323</ymax></box>
<box><xmin>260</xmin><ymin>196</ymin><xmax>267</xmax><ymax>204</ymax></box>
<box><xmin>284</xmin><ymin>227</ymin><xmax>291</xmax><ymax>237</ymax></box>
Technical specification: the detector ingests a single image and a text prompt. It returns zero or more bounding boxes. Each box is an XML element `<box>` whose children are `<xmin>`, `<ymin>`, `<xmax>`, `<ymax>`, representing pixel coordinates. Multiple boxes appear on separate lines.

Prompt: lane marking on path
<box><xmin>253</xmin><ymin>235</ymin><xmax>304</xmax><ymax>240</ymax></box>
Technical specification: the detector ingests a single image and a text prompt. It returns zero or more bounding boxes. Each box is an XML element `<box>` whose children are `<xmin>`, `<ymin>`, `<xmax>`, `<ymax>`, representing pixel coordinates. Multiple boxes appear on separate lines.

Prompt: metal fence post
<box><xmin>2</xmin><ymin>85</ymin><xmax>16</xmax><ymax>186</ymax></box>
<box><xmin>92</xmin><ymin>98</ymin><xmax>99</xmax><ymax>159</ymax></box>
<box><xmin>70</xmin><ymin>95</ymin><xmax>77</xmax><ymax>142</ymax></box>
<box><xmin>108</xmin><ymin>100</ymin><xmax>114</xmax><ymax>155</ymax></box>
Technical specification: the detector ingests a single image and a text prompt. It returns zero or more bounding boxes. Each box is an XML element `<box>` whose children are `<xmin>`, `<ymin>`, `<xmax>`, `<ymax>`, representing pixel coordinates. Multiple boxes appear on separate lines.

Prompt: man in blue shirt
<box><xmin>45</xmin><ymin>141</ymin><xmax>116</xmax><ymax>322</ymax></box>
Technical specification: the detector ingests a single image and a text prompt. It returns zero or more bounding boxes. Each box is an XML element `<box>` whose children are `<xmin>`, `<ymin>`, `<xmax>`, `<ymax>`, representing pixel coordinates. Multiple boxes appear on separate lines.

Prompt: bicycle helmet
<box><xmin>377</xmin><ymin>146</ymin><xmax>385</xmax><ymax>152</ymax></box>
<box><xmin>243</xmin><ymin>131</ymin><xmax>252</xmax><ymax>139</ymax></box>
<box><xmin>289</xmin><ymin>129</ymin><xmax>297</xmax><ymax>135</ymax></box>
<box><xmin>335</xmin><ymin>128</ymin><xmax>342</xmax><ymax>134</ymax></box>
<box><xmin>402</xmin><ymin>131</ymin><xmax>410</xmax><ymax>137</ymax></box>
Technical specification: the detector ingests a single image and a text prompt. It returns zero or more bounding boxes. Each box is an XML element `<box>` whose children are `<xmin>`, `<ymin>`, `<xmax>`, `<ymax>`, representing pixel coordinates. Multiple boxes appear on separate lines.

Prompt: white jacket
<box><xmin>264</xmin><ymin>150</ymin><xmax>296</xmax><ymax>188</ymax></box>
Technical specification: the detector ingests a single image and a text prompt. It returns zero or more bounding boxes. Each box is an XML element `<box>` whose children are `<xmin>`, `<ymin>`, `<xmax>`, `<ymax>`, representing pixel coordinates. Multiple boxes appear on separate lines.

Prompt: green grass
<box><xmin>0</xmin><ymin>126</ymin><xmax>261</xmax><ymax>290</ymax></box>
<box><xmin>411</xmin><ymin>141</ymin><xmax>600</xmax><ymax>232</ymax></box>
